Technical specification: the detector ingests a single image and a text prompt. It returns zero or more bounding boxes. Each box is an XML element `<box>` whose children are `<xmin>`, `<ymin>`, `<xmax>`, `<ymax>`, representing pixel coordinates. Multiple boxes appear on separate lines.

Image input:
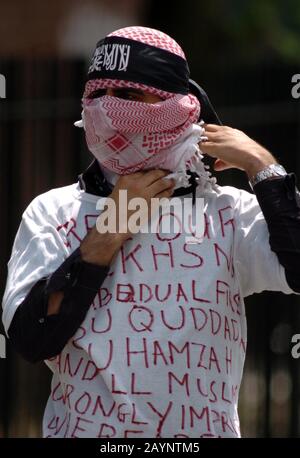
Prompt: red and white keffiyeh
<box><xmin>81</xmin><ymin>91</ymin><xmax>201</xmax><ymax>173</ymax></box>
<box><xmin>76</xmin><ymin>27</ymin><xmax>217</xmax><ymax>191</ymax></box>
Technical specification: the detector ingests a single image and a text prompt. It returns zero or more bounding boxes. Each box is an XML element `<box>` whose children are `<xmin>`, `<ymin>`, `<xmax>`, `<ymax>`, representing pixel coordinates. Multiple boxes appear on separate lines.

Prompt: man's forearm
<box><xmin>254</xmin><ymin>173</ymin><xmax>300</xmax><ymax>292</ymax></box>
<box><xmin>8</xmin><ymin>246</ymin><xmax>110</xmax><ymax>363</ymax></box>
<box><xmin>46</xmin><ymin>231</ymin><xmax>123</xmax><ymax>316</ymax></box>
<box><xmin>80</xmin><ymin>228</ymin><xmax>125</xmax><ymax>266</ymax></box>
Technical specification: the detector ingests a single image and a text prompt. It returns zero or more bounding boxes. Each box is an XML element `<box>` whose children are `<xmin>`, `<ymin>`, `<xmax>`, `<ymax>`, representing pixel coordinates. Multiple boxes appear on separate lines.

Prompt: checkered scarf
<box><xmin>77</xmin><ymin>27</ymin><xmax>217</xmax><ymax>191</ymax></box>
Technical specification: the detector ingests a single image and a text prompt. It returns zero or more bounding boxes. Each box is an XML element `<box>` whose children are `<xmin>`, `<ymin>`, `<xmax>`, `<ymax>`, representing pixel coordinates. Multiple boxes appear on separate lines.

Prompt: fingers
<box><xmin>149</xmin><ymin>176</ymin><xmax>176</xmax><ymax>197</ymax></box>
<box><xmin>115</xmin><ymin>171</ymin><xmax>144</xmax><ymax>186</ymax></box>
<box><xmin>129</xmin><ymin>171</ymin><xmax>145</xmax><ymax>178</ymax></box>
<box><xmin>115</xmin><ymin>169</ymin><xmax>168</xmax><ymax>189</ymax></box>
<box><xmin>203</xmin><ymin>123</ymin><xmax>220</xmax><ymax>132</ymax></box>
<box><xmin>199</xmin><ymin>142</ymin><xmax>219</xmax><ymax>158</ymax></box>
<box><xmin>213</xmin><ymin>159</ymin><xmax>233</xmax><ymax>171</ymax></box>
<box><xmin>200</xmin><ymin>130</ymin><xmax>220</xmax><ymax>146</ymax></box>
<box><xmin>155</xmin><ymin>187</ymin><xmax>175</xmax><ymax>199</ymax></box>
<box><xmin>114</xmin><ymin>169</ymin><xmax>174</xmax><ymax>199</ymax></box>
<box><xmin>142</xmin><ymin>169</ymin><xmax>170</xmax><ymax>186</ymax></box>
<box><xmin>202</xmin><ymin>124</ymin><xmax>231</xmax><ymax>143</ymax></box>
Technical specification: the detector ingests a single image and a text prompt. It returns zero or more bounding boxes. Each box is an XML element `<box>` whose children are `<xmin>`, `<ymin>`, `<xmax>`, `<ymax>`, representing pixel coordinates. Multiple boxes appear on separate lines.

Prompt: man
<box><xmin>2</xmin><ymin>26</ymin><xmax>300</xmax><ymax>438</ymax></box>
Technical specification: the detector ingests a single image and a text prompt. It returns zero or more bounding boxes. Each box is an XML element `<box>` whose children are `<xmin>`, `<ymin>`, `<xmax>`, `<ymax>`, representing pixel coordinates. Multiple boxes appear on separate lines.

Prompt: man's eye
<box><xmin>115</xmin><ymin>91</ymin><xmax>141</xmax><ymax>101</ymax></box>
<box><xmin>89</xmin><ymin>89</ymin><xmax>106</xmax><ymax>99</ymax></box>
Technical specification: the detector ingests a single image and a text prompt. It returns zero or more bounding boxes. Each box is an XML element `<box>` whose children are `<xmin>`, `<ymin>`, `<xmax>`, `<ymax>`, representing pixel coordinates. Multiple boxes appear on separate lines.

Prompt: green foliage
<box><xmin>149</xmin><ymin>0</ymin><xmax>300</xmax><ymax>65</ymax></box>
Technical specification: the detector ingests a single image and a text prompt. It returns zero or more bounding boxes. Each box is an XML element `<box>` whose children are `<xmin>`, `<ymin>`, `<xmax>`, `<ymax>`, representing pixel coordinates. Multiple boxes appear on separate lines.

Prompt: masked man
<box><xmin>2</xmin><ymin>26</ymin><xmax>300</xmax><ymax>438</ymax></box>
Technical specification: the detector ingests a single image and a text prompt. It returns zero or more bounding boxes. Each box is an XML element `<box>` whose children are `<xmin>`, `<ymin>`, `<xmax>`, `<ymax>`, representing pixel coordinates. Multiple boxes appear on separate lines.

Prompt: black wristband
<box><xmin>45</xmin><ymin>247</ymin><xmax>110</xmax><ymax>295</ymax></box>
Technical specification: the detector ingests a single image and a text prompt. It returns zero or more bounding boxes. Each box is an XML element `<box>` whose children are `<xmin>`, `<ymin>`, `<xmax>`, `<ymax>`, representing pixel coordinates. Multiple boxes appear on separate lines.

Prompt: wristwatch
<box><xmin>249</xmin><ymin>164</ymin><xmax>287</xmax><ymax>189</ymax></box>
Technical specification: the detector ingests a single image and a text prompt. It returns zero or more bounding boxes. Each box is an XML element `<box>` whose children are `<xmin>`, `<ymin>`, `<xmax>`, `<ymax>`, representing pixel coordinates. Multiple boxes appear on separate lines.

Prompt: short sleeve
<box><xmin>2</xmin><ymin>197</ymin><xmax>69</xmax><ymax>333</ymax></box>
<box><xmin>234</xmin><ymin>188</ymin><xmax>296</xmax><ymax>298</ymax></box>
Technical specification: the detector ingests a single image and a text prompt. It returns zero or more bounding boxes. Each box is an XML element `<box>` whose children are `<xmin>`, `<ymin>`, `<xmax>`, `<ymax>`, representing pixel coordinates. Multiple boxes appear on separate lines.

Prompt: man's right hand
<box><xmin>79</xmin><ymin>169</ymin><xmax>175</xmax><ymax>267</ymax></box>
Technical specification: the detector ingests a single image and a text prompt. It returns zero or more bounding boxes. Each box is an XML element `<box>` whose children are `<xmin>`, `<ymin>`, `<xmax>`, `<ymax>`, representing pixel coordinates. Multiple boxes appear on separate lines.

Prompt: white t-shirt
<box><xmin>2</xmin><ymin>182</ymin><xmax>295</xmax><ymax>438</ymax></box>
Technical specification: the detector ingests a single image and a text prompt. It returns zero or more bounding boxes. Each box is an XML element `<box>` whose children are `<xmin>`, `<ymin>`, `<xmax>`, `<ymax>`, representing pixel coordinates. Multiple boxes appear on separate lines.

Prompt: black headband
<box><xmin>87</xmin><ymin>36</ymin><xmax>190</xmax><ymax>94</ymax></box>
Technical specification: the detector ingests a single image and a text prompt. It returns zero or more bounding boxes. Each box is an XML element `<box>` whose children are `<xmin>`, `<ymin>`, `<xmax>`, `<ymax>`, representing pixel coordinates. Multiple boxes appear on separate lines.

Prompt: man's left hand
<box><xmin>200</xmin><ymin>124</ymin><xmax>277</xmax><ymax>179</ymax></box>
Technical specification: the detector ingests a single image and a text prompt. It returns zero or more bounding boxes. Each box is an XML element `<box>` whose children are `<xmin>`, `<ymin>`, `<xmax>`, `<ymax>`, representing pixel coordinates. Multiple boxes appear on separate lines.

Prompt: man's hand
<box><xmin>201</xmin><ymin>124</ymin><xmax>277</xmax><ymax>179</ymax></box>
<box><xmin>80</xmin><ymin>169</ymin><xmax>175</xmax><ymax>267</ymax></box>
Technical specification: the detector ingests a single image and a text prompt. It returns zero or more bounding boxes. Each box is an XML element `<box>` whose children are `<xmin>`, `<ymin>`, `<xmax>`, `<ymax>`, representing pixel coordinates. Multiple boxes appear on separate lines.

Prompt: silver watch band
<box><xmin>249</xmin><ymin>164</ymin><xmax>287</xmax><ymax>189</ymax></box>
